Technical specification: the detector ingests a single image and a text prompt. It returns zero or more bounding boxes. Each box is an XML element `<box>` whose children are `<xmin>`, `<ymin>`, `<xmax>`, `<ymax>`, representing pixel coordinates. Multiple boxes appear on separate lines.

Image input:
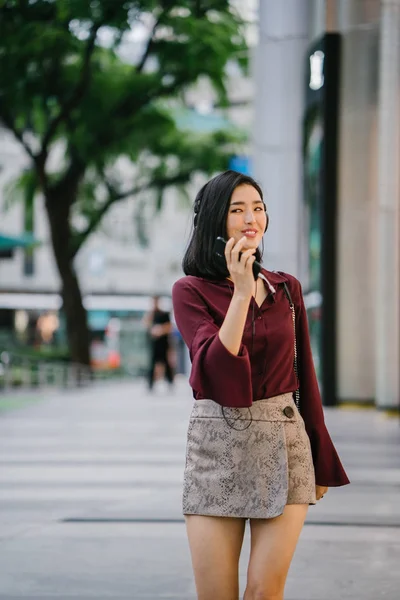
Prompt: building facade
<box><xmin>253</xmin><ymin>0</ymin><xmax>399</xmax><ymax>410</ymax></box>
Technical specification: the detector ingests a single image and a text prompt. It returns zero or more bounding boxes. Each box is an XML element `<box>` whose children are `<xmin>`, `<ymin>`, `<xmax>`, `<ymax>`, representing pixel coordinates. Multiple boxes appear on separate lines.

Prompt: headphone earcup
<box><xmin>264</xmin><ymin>211</ymin><xmax>269</xmax><ymax>233</ymax></box>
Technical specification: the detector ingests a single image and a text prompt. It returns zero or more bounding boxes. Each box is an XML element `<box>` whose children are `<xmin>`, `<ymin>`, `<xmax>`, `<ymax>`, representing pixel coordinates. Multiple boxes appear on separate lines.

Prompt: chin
<box><xmin>242</xmin><ymin>238</ymin><xmax>259</xmax><ymax>249</ymax></box>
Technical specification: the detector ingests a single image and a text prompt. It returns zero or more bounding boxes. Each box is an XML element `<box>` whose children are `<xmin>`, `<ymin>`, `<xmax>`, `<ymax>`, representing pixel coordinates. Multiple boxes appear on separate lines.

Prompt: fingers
<box><xmin>315</xmin><ymin>485</ymin><xmax>328</xmax><ymax>501</ymax></box>
<box><xmin>224</xmin><ymin>237</ymin><xmax>256</xmax><ymax>290</ymax></box>
<box><xmin>225</xmin><ymin>236</ymin><xmax>244</xmax><ymax>268</ymax></box>
<box><xmin>224</xmin><ymin>237</ymin><xmax>235</xmax><ymax>263</ymax></box>
<box><xmin>241</xmin><ymin>251</ymin><xmax>256</xmax><ymax>272</ymax></box>
<box><xmin>226</xmin><ymin>237</ymin><xmax>255</xmax><ymax>270</ymax></box>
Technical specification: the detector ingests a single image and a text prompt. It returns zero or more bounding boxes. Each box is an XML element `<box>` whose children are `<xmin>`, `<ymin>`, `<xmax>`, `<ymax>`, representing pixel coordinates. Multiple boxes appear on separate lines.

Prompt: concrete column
<box><xmin>252</xmin><ymin>0</ymin><xmax>310</xmax><ymax>276</ymax></box>
<box><xmin>376</xmin><ymin>0</ymin><xmax>400</xmax><ymax>409</ymax></box>
<box><xmin>335</xmin><ymin>1</ymin><xmax>379</xmax><ymax>404</ymax></box>
<box><xmin>325</xmin><ymin>0</ymin><xmax>338</xmax><ymax>30</ymax></box>
<box><xmin>308</xmin><ymin>0</ymin><xmax>326</xmax><ymax>44</ymax></box>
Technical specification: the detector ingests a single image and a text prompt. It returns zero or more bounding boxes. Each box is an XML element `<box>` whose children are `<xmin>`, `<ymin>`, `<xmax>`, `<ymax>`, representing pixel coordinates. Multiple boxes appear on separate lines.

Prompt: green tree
<box><xmin>0</xmin><ymin>0</ymin><xmax>247</xmax><ymax>365</ymax></box>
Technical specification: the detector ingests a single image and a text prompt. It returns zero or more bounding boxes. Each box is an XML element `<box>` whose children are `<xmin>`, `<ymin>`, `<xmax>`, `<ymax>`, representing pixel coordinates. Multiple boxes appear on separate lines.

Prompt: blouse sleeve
<box><xmin>289</xmin><ymin>276</ymin><xmax>350</xmax><ymax>487</ymax></box>
<box><xmin>172</xmin><ymin>278</ymin><xmax>253</xmax><ymax>407</ymax></box>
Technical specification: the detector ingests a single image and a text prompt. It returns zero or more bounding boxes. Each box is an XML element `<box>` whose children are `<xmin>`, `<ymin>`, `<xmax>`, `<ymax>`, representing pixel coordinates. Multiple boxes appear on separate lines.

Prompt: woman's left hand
<box><xmin>316</xmin><ymin>485</ymin><xmax>328</xmax><ymax>501</ymax></box>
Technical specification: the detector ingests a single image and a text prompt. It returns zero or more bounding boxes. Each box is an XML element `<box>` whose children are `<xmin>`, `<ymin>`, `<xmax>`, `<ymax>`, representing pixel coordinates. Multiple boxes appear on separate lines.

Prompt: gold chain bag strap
<box><xmin>282</xmin><ymin>282</ymin><xmax>300</xmax><ymax>412</ymax></box>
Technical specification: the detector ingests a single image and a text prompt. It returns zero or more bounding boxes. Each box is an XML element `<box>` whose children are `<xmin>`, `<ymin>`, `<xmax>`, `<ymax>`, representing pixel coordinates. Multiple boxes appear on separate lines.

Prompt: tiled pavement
<box><xmin>0</xmin><ymin>378</ymin><xmax>399</xmax><ymax>599</ymax></box>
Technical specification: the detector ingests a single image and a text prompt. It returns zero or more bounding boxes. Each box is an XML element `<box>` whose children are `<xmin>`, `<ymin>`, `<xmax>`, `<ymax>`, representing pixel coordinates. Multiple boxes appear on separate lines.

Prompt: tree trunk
<box><xmin>45</xmin><ymin>191</ymin><xmax>91</xmax><ymax>367</ymax></box>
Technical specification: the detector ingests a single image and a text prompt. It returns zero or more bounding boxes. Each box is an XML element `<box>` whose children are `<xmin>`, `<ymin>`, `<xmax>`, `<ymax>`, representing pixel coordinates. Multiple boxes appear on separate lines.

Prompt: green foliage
<box><xmin>3</xmin><ymin>169</ymin><xmax>39</xmax><ymax>213</ymax></box>
<box><xmin>0</xmin><ymin>0</ymin><xmax>248</xmax><ymax>250</ymax></box>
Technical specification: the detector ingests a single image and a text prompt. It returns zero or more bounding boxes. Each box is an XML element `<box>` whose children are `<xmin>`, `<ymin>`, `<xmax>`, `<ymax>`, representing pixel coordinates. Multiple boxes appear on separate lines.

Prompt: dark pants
<box><xmin>147</xmin><ymin>346</ymin><xmax>174</xmax><ymax>390</ymax></box>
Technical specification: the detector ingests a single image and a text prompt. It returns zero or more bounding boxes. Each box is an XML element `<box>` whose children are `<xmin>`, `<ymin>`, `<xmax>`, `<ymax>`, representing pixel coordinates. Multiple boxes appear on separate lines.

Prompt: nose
<box><xmin>244</xmin><ymin>208</ymin><xmax>256</xmax><ymax>223</ymax></box>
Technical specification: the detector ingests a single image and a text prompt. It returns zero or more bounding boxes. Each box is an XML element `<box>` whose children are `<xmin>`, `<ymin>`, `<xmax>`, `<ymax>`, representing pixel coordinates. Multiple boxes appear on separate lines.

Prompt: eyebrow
<box><xmin>229</xmin><ymin>200</ymin><xmax>264</xmax><ymax>206</ymax></box>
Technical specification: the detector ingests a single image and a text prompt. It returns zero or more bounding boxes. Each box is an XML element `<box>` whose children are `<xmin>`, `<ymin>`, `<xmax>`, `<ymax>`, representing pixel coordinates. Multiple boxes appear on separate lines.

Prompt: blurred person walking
<box><xmin>143</xmin><ymin>295</ymin><xmax>174</xmax><ymax>392</ymax></box>
<box><xmin>172</xmin><ymin>171</ymin><xmax>349</xmax><ymax>600</ymax></box>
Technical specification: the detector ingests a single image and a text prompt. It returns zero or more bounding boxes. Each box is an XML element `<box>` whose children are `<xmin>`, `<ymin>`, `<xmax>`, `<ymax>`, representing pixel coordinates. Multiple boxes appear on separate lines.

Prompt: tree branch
<box><xmin>70</xmin><ymin>181</ymin><xmax>146</xmax><ymax>259</ymax></box>
<box><xmin>136</xmin><ymin>16</ymin><xmax>161</xmax><ymax>74</ymax></box>
<box><xmin>70</xmin><ymin>170</ymin><xmax>192</xmax><ymax>258</ymax></box>
<box><xmin>40</xmin><ymin>22</ymin><xmax>101</xmax><ymax>155</ymax></box>
<box><xmin>0</xmin><ymin>109</ymin><xmax>51</xmax><ymax>191</ymax></box>
<box><xmin>0</xmin><ymin>111</ymin><xmax>35</xmax><ymax>161</ymax></box>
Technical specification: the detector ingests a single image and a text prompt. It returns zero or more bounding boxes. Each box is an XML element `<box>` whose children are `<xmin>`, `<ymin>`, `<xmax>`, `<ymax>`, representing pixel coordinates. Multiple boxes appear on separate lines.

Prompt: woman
<box><xmin>143</xmin><ymin>295</ymin><xmax>175</xmax><ymax>392</ymax></box>
<box><xmin>172</xmin><ymin>170</ymin><xmax>349</xmax><ymax>600</ymax></box>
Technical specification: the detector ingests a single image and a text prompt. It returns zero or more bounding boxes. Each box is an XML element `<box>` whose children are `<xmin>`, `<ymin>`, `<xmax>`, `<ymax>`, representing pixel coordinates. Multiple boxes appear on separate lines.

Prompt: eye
<box><xmin>230</xmin><ymin>206</ymin><xmax>263</xmax><ymax>213</ymax></box>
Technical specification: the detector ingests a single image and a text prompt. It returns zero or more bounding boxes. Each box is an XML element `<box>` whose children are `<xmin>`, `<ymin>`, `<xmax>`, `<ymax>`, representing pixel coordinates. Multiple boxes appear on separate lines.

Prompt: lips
<box><xmin>242</xmin><ymin>230</ymin><xmax>258</xmax><ymax>235</ymax></box>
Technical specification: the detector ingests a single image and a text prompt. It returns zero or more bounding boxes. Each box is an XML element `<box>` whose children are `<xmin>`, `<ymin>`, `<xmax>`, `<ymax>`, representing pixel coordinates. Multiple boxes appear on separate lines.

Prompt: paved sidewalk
<box><xmin>0</xmin><ymin>378</ymin><xmax>399</xmax><ymax>599</ymax></box>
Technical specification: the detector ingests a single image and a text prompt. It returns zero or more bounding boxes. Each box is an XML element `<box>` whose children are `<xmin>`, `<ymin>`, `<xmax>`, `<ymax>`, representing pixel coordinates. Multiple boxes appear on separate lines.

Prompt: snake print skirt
<box><xmin>182</xmin><ymin>392</ymin><xmax>316</xmax><ymax>519</ymax></box>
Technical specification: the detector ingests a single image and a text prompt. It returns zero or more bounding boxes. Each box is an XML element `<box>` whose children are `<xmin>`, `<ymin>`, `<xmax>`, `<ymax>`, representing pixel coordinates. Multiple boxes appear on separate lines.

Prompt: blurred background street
<box><xmin>1</xmin><ymin>0</ymin><xmax>400</xmax><ymax>598</ymax></box>
<box><xmin>0</xmin><ymin>378</ymin><xmax>399</xmax><ymax>599</ymax></box>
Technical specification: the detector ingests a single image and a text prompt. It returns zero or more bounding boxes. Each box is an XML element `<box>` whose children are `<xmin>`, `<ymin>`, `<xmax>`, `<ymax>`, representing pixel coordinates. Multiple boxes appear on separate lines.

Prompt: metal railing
<box><xmin>0</xmin><ymin>351</ymin><xmax>95</xmax><ymax>391</ymax></box>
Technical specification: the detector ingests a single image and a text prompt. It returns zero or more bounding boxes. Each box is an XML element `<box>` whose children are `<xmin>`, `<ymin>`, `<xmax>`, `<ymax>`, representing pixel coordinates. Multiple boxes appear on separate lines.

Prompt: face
<box><xmin>226</xmin><ymin>184</ymin><xmax>267</xmax><ymax>251</ymax></box>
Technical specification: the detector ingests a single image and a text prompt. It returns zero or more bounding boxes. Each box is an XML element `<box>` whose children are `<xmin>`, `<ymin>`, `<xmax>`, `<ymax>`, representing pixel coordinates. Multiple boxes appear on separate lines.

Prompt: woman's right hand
<box><xmin>225</xmin><ymin>236</ymin><xmax>256</xmax><ymax>299</ymax></box>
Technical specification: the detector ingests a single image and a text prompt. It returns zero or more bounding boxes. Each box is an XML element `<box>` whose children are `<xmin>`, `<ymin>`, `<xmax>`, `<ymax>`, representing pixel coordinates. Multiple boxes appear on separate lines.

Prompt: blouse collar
<box><xmin>197</xmin><ymin>268</ymin><xmax>288</xmax><ymax>288</ymax></box>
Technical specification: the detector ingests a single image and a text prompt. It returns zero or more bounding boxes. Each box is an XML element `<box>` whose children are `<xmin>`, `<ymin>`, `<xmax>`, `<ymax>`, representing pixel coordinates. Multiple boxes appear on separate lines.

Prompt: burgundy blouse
<box><xmin>172</xmin><ymin>268</ymin><xmax>349</xmax><ymax>487</ymax></box>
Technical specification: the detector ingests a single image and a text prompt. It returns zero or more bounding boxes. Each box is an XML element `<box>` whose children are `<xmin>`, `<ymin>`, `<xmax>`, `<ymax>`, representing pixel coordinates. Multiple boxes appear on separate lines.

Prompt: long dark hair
<box><xmin>182</xmin><ymin>170</ymin><xmax>265</xmax><ymax>279</ymax></box>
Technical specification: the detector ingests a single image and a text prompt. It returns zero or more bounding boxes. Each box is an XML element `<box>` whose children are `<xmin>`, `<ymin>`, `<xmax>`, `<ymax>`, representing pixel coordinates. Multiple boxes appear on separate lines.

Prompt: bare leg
<box><xmin>185</xmin><ymin>515</ymin><xmax>246</xmax><ymax>600</ymax></box>
<box><xmin>163</xmin><ymin>353</ymin><xmax>174</xmax><ymax>384</ymax></box>
<box><xmin>244</xmin><ymin>504</ymin><xmax>308</xmax><ymax>600</ymax></box>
